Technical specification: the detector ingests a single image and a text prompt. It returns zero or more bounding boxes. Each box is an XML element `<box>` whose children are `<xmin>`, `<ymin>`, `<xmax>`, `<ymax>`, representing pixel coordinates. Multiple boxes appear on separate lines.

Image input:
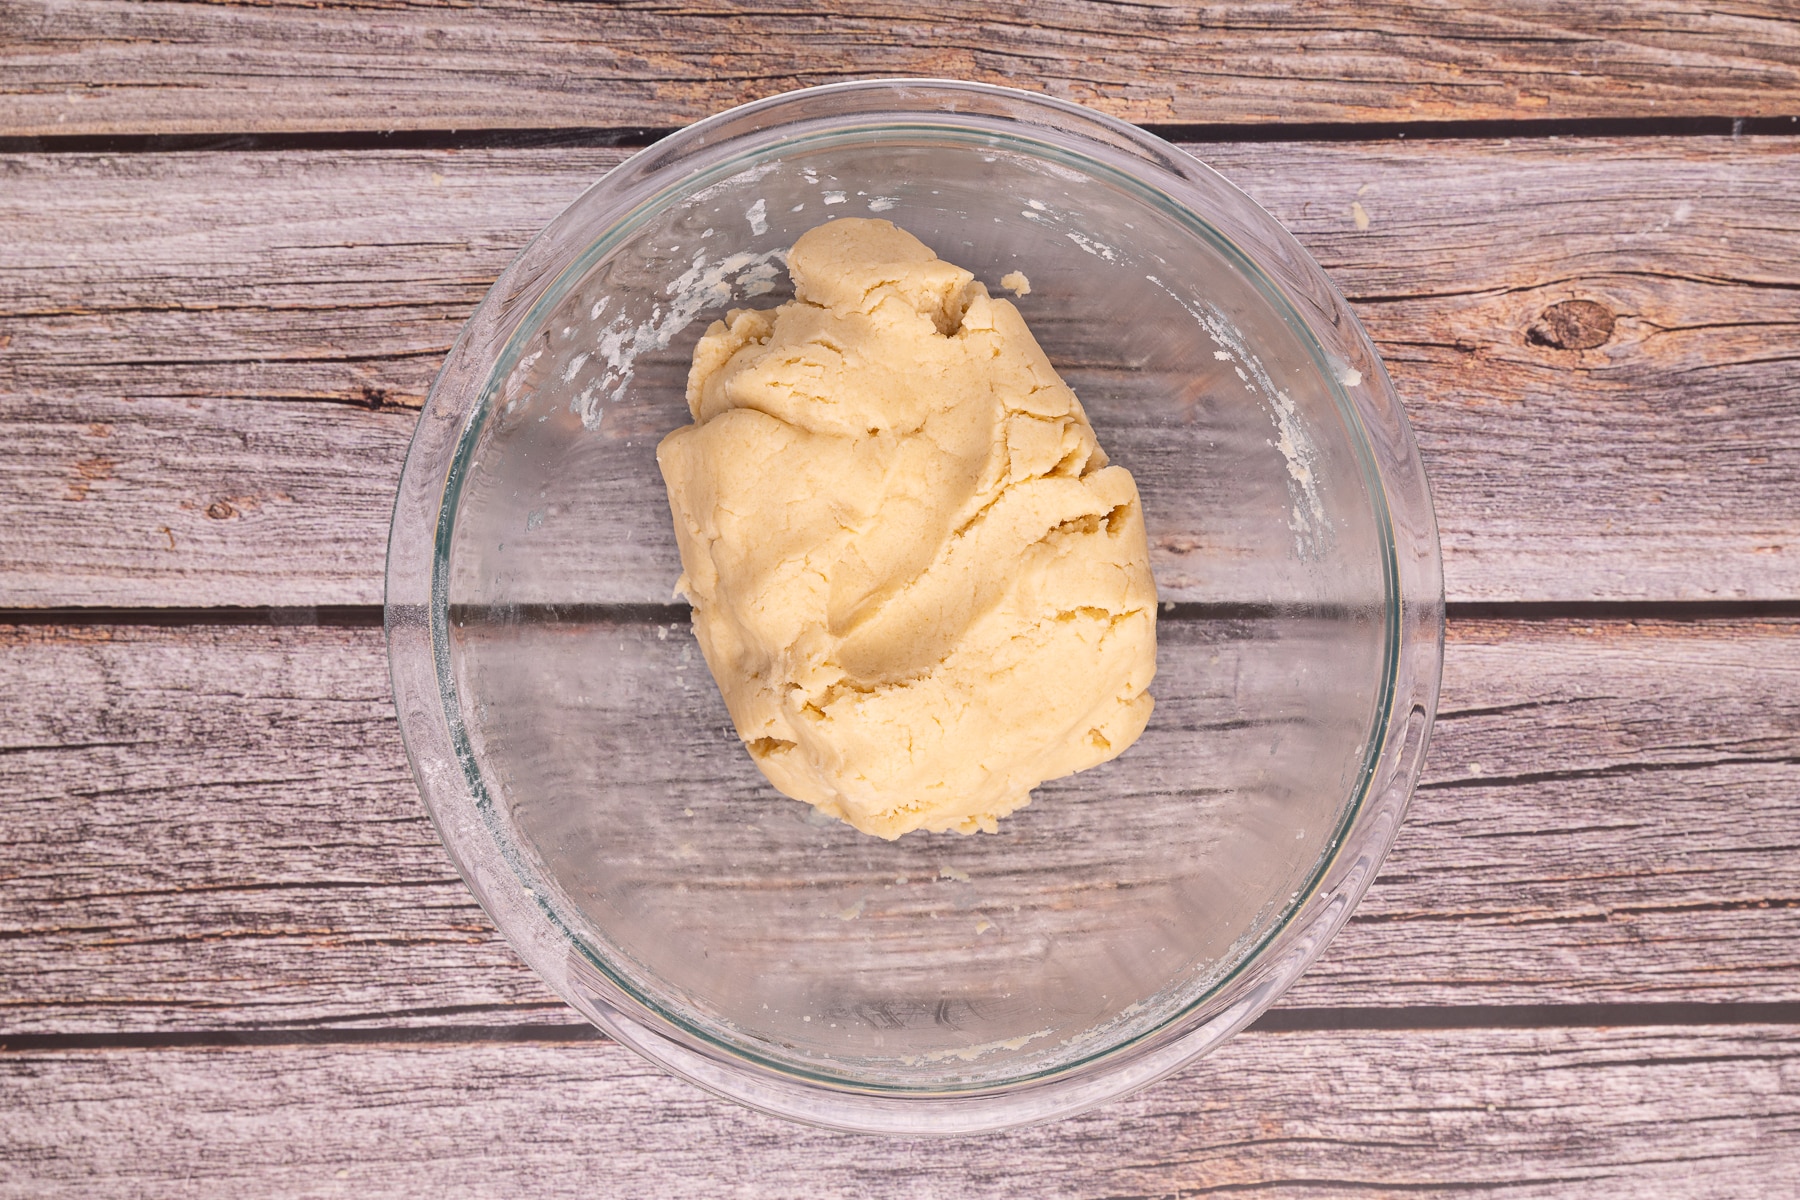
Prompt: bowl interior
<box><xmin>438</xmin><ymin>128</ymin><xmax>1393</xmax><ymax>1090</ymax></box>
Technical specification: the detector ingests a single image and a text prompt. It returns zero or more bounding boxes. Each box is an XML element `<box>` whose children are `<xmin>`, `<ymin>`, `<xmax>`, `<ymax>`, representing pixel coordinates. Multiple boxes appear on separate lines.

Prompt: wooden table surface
<box><xmin>4</xmin><ymin>4</ymin><xmax>1799</xmax><ymax>1195</ymax></box>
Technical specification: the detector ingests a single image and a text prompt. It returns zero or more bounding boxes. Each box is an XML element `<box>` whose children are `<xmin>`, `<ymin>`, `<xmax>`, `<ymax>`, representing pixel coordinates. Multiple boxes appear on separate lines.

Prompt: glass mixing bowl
<box><xmin>387</xmin><ymin>80</ymin><xmax>1442</xmax><ymax>1134</ymax></box>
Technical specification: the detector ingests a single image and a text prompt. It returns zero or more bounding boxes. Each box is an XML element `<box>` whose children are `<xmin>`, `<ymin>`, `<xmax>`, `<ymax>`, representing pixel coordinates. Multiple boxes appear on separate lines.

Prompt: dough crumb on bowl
<box><xmin>657</xmin><ymin>218</ymin><xmax>1157</xmax><ymax>839</ymax></box>
<box><xmin>1000</xmin><ymin>270</ymin><xmax>1031</xmax><ymax>296</ymax></box>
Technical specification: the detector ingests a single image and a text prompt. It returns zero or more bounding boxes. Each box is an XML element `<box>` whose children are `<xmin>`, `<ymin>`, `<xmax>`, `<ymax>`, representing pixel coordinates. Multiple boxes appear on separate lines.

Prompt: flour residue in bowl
<box><xmin>572</xmin><ymin>245</ymin><xmax>787</xmax><ymax>427</ymax></box>
<box><xmin>996</xmin><ymin>215</ymin><xmax>1328</xmax><ymax>553</ymax></box>
<box><xmin>1146</xmin><ymin>274</ymin><xmax>1328</xmax><ymax>557</ymax></box>
<box><xmin>916</xmin><ymin>1028</ymin><xmax>1054</xmax><ymax>1065</ymax></box>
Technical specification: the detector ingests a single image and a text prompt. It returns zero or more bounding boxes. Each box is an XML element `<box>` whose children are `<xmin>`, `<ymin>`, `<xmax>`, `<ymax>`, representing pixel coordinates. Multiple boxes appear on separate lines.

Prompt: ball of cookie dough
<box><xmin>657</xmin><ymin>218</ymin><xmax>1157</xmax><ymax>839</ymax></box>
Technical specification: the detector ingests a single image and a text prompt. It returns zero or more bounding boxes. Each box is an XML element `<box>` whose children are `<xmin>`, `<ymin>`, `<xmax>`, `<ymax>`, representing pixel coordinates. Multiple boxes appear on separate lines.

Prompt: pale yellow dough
<box><xmin>656</xmin><ymin>219</ymin><xmax>1157</xmax><ymax>839</ymax></box>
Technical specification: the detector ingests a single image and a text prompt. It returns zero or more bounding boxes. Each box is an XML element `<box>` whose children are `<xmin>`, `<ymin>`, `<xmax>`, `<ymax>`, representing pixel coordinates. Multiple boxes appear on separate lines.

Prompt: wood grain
<box><xmin>3</xmin><ymin>1</ymin><xmax>1799</xmax><ymax>138</ymax></box>
<box><xmin>1314</xmin><ymin>617</ymin><xmax>1800</xmax><ymax>1008</ymax></box>
<box><xmin>4</xmin><ymin>1027</ymin><xmax>1797</xmax><ymax>1196</ymax></box>
<box><xmin>2</xmin><ymin>616</ymin><xmax>1795</xmax><ymax>1035</ymax></box>
<box><xmin>3</xmin><ymin>137</ymin><xmax>1797</xmax><ymax>608</ymax></box>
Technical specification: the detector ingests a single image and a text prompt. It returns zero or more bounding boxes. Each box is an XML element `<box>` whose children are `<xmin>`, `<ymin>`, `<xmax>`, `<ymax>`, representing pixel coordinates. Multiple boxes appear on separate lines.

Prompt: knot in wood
<box><xmin>205</xmin><ymin>501</ymin><xmax>237</xmax><ymax>520</ymax></box>
<box><xmin>1528</xmin><ymin>299</ymin><xmax>1615</xmax><ymax>351</ymax></box>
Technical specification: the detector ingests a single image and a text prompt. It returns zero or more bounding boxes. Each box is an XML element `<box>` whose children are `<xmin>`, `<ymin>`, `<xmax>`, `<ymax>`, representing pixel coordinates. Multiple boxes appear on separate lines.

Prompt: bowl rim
<box><xmin>386</xmin><ymin>77</ymin><xmax>1445</xmax><ymax>1135</ymax></box>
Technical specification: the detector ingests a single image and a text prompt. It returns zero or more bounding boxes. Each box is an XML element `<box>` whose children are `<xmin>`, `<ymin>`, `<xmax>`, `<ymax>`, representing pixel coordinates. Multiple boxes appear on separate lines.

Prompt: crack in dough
<box><xmin>657</xmin><ymin>219</ymin><xmax>1157</xmax><ymax>839</ymax></box>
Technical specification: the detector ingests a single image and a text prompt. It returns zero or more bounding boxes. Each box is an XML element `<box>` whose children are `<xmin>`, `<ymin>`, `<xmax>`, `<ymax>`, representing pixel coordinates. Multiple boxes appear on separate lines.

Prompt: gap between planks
<box><xmin>7</xmin><ymin>1002</ymin><xmax>1800</xmax><ymax>1053</ymax></box>
<box><xmin>3</xmin><ymin>115</ymin><xmax>1799</xmax><ymax>157</ymax></box>
<box><xmin>3</xmin><ymin>601</ymin><xmax>1800</xmax><ymax>630</ymax></box>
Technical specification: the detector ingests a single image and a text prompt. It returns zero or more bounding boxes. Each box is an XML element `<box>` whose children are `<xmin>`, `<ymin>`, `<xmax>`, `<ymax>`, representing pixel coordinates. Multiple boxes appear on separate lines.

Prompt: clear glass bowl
<box><xmin>386</xmin><ymin>80</ymin><xmax>1442</xmax><ymax>1134</ymax></box>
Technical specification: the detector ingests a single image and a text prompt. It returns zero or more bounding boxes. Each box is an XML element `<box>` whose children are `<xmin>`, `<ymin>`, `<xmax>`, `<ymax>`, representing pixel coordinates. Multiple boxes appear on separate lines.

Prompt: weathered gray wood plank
<box><xmin>4</xmin><ymin>1028</ymin><xmax>1796</xmax><ymax>1196</ymax></box>
<box><xmin>2</xmin><ymin>617</ymin><xmax>1795</xmax><ymax>1034</ymax></box>
<box><xmin>3</xmin><ymin>1</ymin><xmax>1798</xmax><ymax>138</ymax></box>
<box><xmin>3</xmin><ymin>137</ymin><xmax>1796</xmax><ymax>607</ymax></box>
<box><xmin>1310</xmin><ymin>617</ymin><xmax>1800</xmax><ymax>1007</ymax></box>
